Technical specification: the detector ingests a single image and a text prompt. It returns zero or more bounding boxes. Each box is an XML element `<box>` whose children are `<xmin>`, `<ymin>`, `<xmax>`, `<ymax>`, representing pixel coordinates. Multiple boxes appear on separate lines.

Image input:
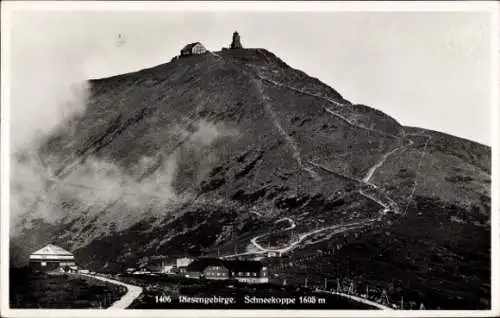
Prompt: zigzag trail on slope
<box><xmin>32</xmin><ymin>53</ymin><xmax>430</xmax><ymax>261</ymax></box>
<box><xmin>308</xmin><ymin>160</ymin><xmax>397</xmax><ymax>215</ymax></box>
<box><xmin>323</xmin><ymin>107</ymin><xmax>400</xmax><ymax>139</ymax></box>
<box><xmin>252</xmin><ymin>71</ymin><xmax>400</xmax><ymax>139</ymax></box>
<box><xmin>221</xmin><ymin>217</ymin><xmax>376</xmax><ymax>259</ymax></box>
<box><xmin>253</xmin><ymin>70</ymin><xmax>406</xmax><ymax>216</ymax></box>
<box><xmin>256</xmin><ymin>74</ymin><xmax>347</xmax><ymax>108</ymax></box>
<box><xmin>38</xmin><ymin>54</ymin><xmax>428</xmax><ymax>217</ymax></box>
<box><xmin>250</xmin><ymin>217</ymin><xmax>296</xmax><ymax>251</ymax></box>
<box><xmin>253</xmin><ymin>74</ymin><xmax>431</xmax><ymax>217</ymax></box>
<box><xmin>362</xmin><ymin>145</ymin><xmax>405</xmax><ymax>183</ymax></box>
<box><xmin>359</xmin><ymin>132</ymin><xmax>433</xmax><ymax>216</ymax></box>
<box><xmin>250</xmin><ymin>74</ymin><xmax>406</xmax><ymax>217</ymax></box>
<box><xmin>247</xmin><ymin>69</ymin><xmax>405</xmax><ymax>189</ymax></box>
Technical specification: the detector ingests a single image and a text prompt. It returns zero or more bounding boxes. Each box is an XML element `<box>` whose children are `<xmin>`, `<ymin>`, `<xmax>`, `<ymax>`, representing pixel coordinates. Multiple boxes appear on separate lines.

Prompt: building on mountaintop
<box><xmin>29</xmin><ymin>244</ymin><xmax>77</xmax><ymax>272</ymax></box>
<box><xmin>180</xmin><ymin>42</ymin><xmax>207</xmax><ymax>56</ymax></box>
<box><xmin>231</xmin><ymin>31</ymin><xmax>242</xmax><ymax>49</ymax></box>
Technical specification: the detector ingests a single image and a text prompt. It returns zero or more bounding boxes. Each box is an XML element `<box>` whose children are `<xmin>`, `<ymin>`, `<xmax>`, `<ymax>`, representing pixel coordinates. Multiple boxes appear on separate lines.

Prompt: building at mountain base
<box><xmin>185</xmin><ymin>258</ymin><xmax>269</xmax><ymax>284</ymax></box>
<box><xmin>29</xmin><ymin>244</ymin><xmax>77</xmax><ymax>272</ymax></box>
<box><xmin>176</xmin><ymin>257</ymin><xmax>194</xmax><ymax>274</ymax></box>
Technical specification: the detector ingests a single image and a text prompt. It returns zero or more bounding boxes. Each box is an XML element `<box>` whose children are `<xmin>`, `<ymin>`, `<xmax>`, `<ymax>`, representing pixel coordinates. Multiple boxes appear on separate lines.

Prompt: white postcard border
<box><xmin>1</xmin><ymin>1</ymin><xmax>498</xmax><ymax>317</ymax></box>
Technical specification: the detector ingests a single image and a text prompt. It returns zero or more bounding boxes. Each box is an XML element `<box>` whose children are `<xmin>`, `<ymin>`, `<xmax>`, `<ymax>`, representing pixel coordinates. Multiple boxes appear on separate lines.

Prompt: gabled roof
<box><xmin>30</xmin><ymin>244</ymin><xmax>73</xmax><ymax>256</ymax></box>
<box><xmin>181</xmin><ymin>42</ymin><xmax>203</xmax><ymax>51</ymax></box>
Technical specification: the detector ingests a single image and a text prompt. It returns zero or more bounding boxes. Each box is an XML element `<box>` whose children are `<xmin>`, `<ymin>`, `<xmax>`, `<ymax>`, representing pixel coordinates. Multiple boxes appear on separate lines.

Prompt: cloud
<box><xmin>9</xmin><ymin>11</ymin><xmax>94</xmax><ymax>233</ymax></box>
<box><xmin>8</xmin><ymin>10</ymin><xmax>239</xmax><ymax>238</ymax></box>
<box><xmin>7</xmin><ymin>11</ymin><xmax>150</xmax><ymax>233</ymax></box>
<box><xmin>11</xmin><ymin>116</ymin><xmax>236</xmax><ymax>236</ymax></box>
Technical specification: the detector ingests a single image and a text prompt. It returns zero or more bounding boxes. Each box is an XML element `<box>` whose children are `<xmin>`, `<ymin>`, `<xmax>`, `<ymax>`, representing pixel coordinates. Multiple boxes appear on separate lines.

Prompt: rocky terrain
<box><xmin>10</xmin><ymin>46</ymin><xmax>491</xmax><ymax>309</ymax></box>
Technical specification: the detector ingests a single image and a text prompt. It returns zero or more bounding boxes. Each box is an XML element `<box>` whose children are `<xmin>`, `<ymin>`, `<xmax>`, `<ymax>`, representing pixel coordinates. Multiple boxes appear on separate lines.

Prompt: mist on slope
<box><xmin>10</xmin><ymin>12</ymin><xmax>238</xmax><ymax>236</ymax></box>
<box><xmin>10</xmin><ymin>12</ymin><xmax>96</xmax><ymax>233</ymax></box>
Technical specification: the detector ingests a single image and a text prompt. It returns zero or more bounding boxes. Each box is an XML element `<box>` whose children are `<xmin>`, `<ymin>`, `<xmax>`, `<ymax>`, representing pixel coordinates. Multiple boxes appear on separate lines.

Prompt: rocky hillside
<box><xmin>11</xmin><ymin>47</ymin><xmax>491</xmax><ymax>309</ymax></box>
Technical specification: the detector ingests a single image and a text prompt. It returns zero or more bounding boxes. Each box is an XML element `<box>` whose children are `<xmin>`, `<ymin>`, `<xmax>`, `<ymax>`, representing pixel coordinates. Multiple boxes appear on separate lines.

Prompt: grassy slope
<box><xmin>9</xmin><ymin>268</ymin><xmax>127</xmax><ymax>308</ymax></box>
<box><xmin>264</xmin><ymin>196</ymin><xmax>490</xmax><ymax>309</ymax></box>
<box><xmin>11</xmin><ymin>49</ymin><xmax>491</xmax><ymax>309</ymax></box>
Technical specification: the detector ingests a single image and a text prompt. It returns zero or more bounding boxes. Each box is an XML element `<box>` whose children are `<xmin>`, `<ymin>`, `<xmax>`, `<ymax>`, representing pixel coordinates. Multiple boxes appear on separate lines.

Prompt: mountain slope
<box><xmin>11</xmin><ymin>48</ymin><xmax>491</xmax><ymax>309</ymax></box>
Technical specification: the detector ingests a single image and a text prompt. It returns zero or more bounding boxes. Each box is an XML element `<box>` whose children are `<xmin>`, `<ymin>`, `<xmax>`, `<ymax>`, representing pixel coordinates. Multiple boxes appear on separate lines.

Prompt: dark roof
<box><xmin>181</xmin><ymin>42</ymin><xmax>203</xmax><ymax>51</ymax></box>
<box><xmin>186</xmin><ymin>258</ymin><xmax>224</xmax><ymax>271</ymax></box>
<box><xmin>224</xmin><ymin>260</ymin><xmax>264</xmax><ymax>273</ymax></box>
<box><xmin>186</xmin><ymin>258</ymin><xmax>264</xmax><ymax>273</ymax></box>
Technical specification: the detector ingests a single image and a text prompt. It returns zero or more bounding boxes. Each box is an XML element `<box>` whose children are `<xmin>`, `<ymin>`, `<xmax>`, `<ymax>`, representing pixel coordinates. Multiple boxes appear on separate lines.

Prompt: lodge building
<box><xmin>29</xmin><ymin>244</ymin><xmax>77</xmax><ymax>272</ymax></box>
<box><xmin>185</xmin><ymin>258</ymin><xmax>269</xmax><ymax>284</ymax></box>
<box><xmin>176</xmin><ymin>257</ymin><xmax>194</xmax><ymax>274</ymax></box>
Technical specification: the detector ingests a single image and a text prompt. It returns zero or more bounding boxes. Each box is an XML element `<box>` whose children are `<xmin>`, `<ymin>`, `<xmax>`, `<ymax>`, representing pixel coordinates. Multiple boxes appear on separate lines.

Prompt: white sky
<box><xmin>6</xmin><ymin>5</ymin><xmax>494</xmax><ymax>146</ymax></box>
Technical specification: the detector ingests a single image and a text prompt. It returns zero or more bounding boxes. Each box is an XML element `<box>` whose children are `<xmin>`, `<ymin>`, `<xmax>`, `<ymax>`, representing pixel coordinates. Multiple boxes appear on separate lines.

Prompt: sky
<box><xmin>7</xmin><ymin>6</ymin><xmax>494</xmax><ymax>147</ymax></box>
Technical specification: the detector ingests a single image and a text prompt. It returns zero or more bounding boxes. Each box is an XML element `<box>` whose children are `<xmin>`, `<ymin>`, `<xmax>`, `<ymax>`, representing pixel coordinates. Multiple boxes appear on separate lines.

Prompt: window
<box><xmin>252</xmin><ymin>272</ymin><xmax>257</xmax><ymax>277</ymax></box>
<box><xmin>232</xmin><ymin>272</ymin><xmax>236</xmax><ymax>276</ymax></box>
<box><xmin>238</xmin><ymin>272</ymin><xmax>242</xmax><ymax>276</ymax></box>
<box><xmin>246</xmin><ymin>272</ymin><xmax>250</xmax><ymax>276</ymax></box>
<box><xmin>217</xmin><ymin>272</ymin><xmax>220</xmax><ymax>276</ymax></box>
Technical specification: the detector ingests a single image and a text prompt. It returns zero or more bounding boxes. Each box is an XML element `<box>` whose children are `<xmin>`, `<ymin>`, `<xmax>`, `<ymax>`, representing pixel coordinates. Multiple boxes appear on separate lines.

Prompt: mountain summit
<box><xmin>11</xmin><ymin>39</ymin><xmax>491</xmax><ymax>309</ymax></box>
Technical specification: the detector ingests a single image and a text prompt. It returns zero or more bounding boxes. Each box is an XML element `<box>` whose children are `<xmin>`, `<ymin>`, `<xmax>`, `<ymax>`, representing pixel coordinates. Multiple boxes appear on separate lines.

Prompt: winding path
<box><xmin>275</xmin><ymin>217</ymin><xmax>296</xmax><ymax>230</ymax></box>
<box><xmin>362</xmin><ymin>145</ymin><xmax>404</xmax><ymax>183</ymax></box>
<box><xmin>221</xmin><ymin>217</ymin><xmax>376</xmax><ymax>259</ymax></box>
<box><xmin>36</xmin><ymin>55</ymin><xmax>429</xmax><ymax>310</ymax></box>
<box><xmin>81</xmin><ymin>274</ymin><xmax>143</xmax><ymax>309</ymax></box>
<box><xmin>250</xmin><ymin>217</ymin><xmax>296</xmax><ymax>251</ymax></box>
<box><xmin>257</xmin><ymin>75</ymin><xmax>347</xmax><ymax>108</ymax></box>
<box><xmin>324</xmin><ymin>107</ymin><xmax>400</xmax><ymax>139</ymax></box>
